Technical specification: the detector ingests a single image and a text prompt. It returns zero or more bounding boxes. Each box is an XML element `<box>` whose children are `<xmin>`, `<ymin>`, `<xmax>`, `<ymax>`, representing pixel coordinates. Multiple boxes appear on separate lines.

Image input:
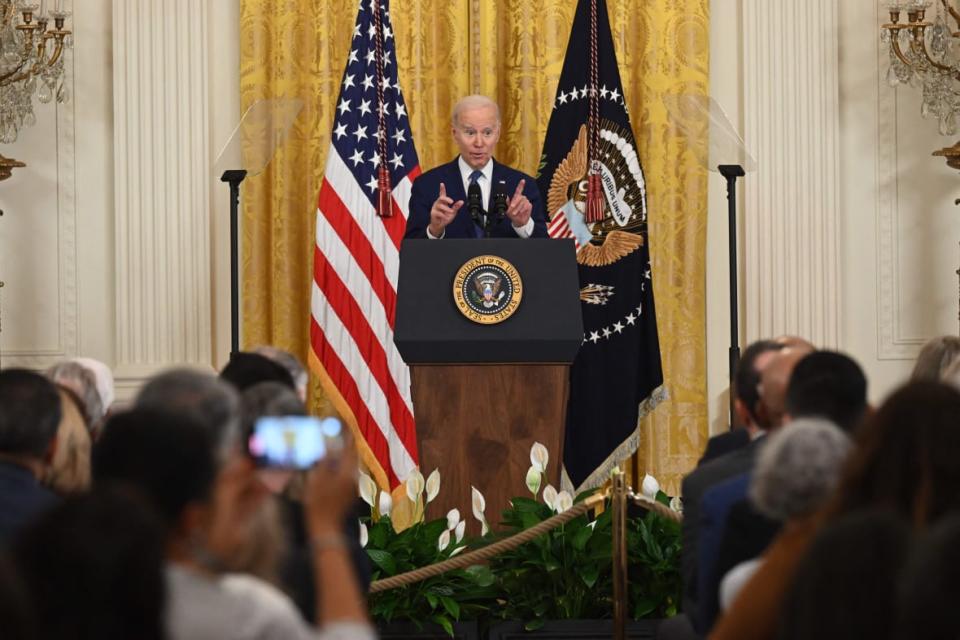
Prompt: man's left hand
<box><xmin>505</xmin><ymin>179</ymin><xmax>533</xmax><ymax>228</ymax></box>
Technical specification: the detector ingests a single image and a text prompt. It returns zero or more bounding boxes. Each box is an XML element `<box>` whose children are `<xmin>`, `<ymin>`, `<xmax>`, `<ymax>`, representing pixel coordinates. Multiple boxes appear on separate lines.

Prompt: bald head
<box><xmin>775</xmin><ymin>335</ymin><xmax>816</xmax><ymax>351</ymax></box>
<box><xmin>759</xmin><ymin>346</ymin><xmax>814</xmax><ymax>430</ymax></box>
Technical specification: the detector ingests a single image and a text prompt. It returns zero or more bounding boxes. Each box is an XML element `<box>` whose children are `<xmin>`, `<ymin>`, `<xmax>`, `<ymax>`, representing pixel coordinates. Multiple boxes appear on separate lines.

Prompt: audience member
<box><xmin>46</xmin><ymin>361</ymin><xmax>103</xmax><ymax>434</ymax></box>
<box><xmin>43</xmin><ymin>386</ymin><xmax>92</xmax><ymax>494</ymax></box>
<box><xmin>254</xmin><ymin>345</ymin><xmax>309</xmax><ymax>402</ymax></box>
<box><xmin>784</xmin><ymin>350</ymin><xmax>868</xmax><ymax>433</ymax></box>
<box><xmin>0</xmin><ymin>369</ymin><xmax>61</xmax><ymax>544</ymax></box>
<box><xmin>897</xmin><ymin>514</ymin><xmax>960</xmax><ymax>640</ymax></box>
<box><xmin>96</xmin><ymin>374</ymin><xmax>374</xmax><ymax>639</ymax></box>
<box><xmin>0</xmin><ymin>555</ymin><xmax>36</xmax><ymax>640</ymax></box>
<box><xmin>776</xmin><ymin>510</ymin><xmax>910</xmax><ymax>640</ymax></box>
<box><xmin>910</xmin><ymin>334</ymin><xmax>960</xmax><ymax>382</ymax></box>
<box><xmin>711</xmin><ymin>381</ymin><xmax>960</xmax><ymax>640</ymax></box>
<box><xmin>698</xmin><ymin>418</ymin><xmax>849</xmax><ymax>633</ymax></box>
<box><xmin>11</xmin><ymin>487</ymin><xmax>167</xmax><ymax>640</ymax></box>
<box><xmin>660</xmin><ymin>340</ymin><xmax>784</xmax><ymax>640</ymax></box>
<box><xmin>220</xmin><ymin>351</ymin><xmax>296</xmax><ymax>393</ymax></box>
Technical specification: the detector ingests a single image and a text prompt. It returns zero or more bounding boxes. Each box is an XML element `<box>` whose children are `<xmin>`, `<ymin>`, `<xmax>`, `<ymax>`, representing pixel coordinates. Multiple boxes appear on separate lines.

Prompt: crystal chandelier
<box><xmin>0</xmin><ymin>0</ymin><xmax>71</xmax><ymax>180</ymax></box>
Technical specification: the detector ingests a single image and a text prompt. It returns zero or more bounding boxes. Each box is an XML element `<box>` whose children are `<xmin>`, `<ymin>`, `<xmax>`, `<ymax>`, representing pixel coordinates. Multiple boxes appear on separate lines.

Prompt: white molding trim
<box><xmin>112</xmin><ymin>0</ymin><xmax>212</xmax><ymax>376</ymax></box>
<box><xmin>2</xmin><ymin>0</ymin><xmax>78</xmax><ymax>369</ymax></box>
<box><xmin>742</xmin><ymin>0</ymin><xmax>842</xmax><ymax>348</ymax></box>
<box><xmin>875</xmin><ymin>5</ymin><xmax>930</xmax><ymax>360</ymax></box>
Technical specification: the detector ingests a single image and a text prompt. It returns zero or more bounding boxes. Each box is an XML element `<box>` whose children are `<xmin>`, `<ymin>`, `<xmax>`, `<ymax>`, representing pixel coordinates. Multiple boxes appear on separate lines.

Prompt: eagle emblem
<box><xmin>452</xmin><ymin>256</ymin><xmax>523</xmax><ymax>325</ymax></box>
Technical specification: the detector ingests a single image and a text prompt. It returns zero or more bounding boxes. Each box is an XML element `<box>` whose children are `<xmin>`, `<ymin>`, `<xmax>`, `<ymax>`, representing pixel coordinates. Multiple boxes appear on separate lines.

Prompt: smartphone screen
<box><xmin>248</xmin><ymin>415</ymin><xmax>344</xmax><ymax>469</ymax></box>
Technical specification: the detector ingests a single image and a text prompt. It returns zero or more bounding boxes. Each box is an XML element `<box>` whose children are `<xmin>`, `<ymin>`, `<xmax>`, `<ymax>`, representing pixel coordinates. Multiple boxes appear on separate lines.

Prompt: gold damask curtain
<box><xmin>239</xmin><ymin>0</ymin><xmax>709</xmax><ymax>492</ymax></box>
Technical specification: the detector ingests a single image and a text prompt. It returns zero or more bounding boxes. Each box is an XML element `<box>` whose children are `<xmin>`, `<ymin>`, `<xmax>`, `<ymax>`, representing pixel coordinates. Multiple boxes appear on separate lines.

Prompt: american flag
<box><xmin>310</xmin><ymin>0</ymin><xmax>420</xmax><ymax>490</ymax></box>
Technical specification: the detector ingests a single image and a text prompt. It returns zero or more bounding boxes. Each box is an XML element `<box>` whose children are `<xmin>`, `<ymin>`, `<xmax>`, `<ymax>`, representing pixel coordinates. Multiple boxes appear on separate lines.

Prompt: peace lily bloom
<box><xmin>425</xmin><ymin>468</ymin><xmax>441</xmax><ymax>503</ymax></box>
<box><xmin>670</xmin><ymin>496</ymin><xmax>683</xmax><ymax>513</ymax></box>
<box><xmin>358</xmin><ymin>471</ymin><xmax>378</xmax><ymax>508</ymax></box>
<box><xmin>450</xmin><ymin>545</ymin><xmax>466</xmax><ymax>557</ymax></box>
<box><xmin>438</xmin><ymin>528</ymin><xmax>451</xmax><ymax>551</ymax></box>
<box><xmin>405</xmin><ymin>467</ymin><xmax>425</xmax><ymax>503</ymax></box>
<box><xmin>556</xmin><ymin>490</ymin><xmax>573</xmax><ymax>513</ymax></box>
<box><xmin>542</xmin><ymin>484</ymin><xmax>559</xmax><ymax>511</ymax></box>
<box><xmin>472</xmin><ymin>486</ymin><xmax>489</xmax><ymax>536</ymax></box>
<box><xmin>359</xmin><ymin>522</ymin><xmax>368</xmax><ymax>548</ymax></box>
<box><xmin>378</xmin><ymin>491</ymin><xmax>393</xmax><ymax>518</ymax></box>
<box><xmin>529</xmin><ymin>442</ymin><xmax>549</xmax><ymax>473</ymax></box>
<box><xmin>447</xmin><ymin>508</ymin><xmax>461</xmax><ymax>531</ymax></box>
<box><xmin>525</xmin><ymin>465</ymin><xmax>542</xmax><ymax>496</ymax></box>
<box><xmin>454</xmin><ymin>519</ymin><xmax>466</xmax><ymax>543</ymax></box>
<box><xmin>641</xmin><ymin>474</ymin><xmax>661</xmax><ymax>500</ymax></box>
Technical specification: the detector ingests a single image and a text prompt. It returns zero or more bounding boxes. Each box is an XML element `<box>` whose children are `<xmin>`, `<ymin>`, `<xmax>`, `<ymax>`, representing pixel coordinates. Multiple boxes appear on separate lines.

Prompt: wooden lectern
<box><xmin>395</xmin><ymin>239</ymin><xmax>583</xmax><ymax>531</ymax></box>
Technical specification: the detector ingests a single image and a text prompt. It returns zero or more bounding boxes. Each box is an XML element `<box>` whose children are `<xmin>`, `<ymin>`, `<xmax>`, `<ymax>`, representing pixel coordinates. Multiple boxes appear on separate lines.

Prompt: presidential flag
<box><xmin>538</xmin><ymin>0</ymin><xmax>665</xmax><ymax>491</ymax></box>
<box><xmin>310</xmin><ymin>0</ymin><xmax>419</xmax><ymax>490</ymax></box>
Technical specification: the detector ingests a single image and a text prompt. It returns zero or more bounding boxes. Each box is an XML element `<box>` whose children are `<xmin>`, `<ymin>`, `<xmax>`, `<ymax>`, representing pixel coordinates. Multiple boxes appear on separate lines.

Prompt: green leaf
<box><xmin>633</xmin><ymin>597</ymin><xmax>657</xmax><ymax>619</ymax></box>
<box><xmin>366</xmin><ymin>549</ymin><xmax>397</xmax><ymax>576</ymax></box>
<box><xmin>464</xmin><ymin>564</ymin><xmax>495</xmax><ymax>587</ymax></box>
<box><xmin>425</xmin><ymin>592</ymin><xmax>438</xmax><ymax>609</ymax></box>
<box><xmin>524</xmin><ymin>618</ymin><xmax>546</xmax><ymax>631</ymax></box>
<box><xmin>440</xmin><ymin>595</ymin><xmax>460</xmax><ymax>619</ymax></box>
<box><xmin>580</xmin><ymin>563</ymin><xmax>600</xmax><ymax>588</ymax></box>
<box><xmin>571</xmin><ymin>524</ymin><xmax>593</xmax><ymax>551</ymax></box>
<box><xmin>431</xmin><ymin>614</ymin><xmax>455</xmax><ymax>637</ymax></box>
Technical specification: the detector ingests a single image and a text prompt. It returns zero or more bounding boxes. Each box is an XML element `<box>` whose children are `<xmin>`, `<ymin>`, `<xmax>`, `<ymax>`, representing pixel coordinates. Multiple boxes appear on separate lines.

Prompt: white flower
<box><xmin>641</xmin><ymin>474</ymin><xmax>660</xmax><ymax>499</ymax></box>
<box><xmin>455</xmin><ymin>520</ymin><xmax>466</xmax><ymax>543</ymax></box>
<box><xmin>529</xmin><ymin>442</ymin><xmax>549</xmax><ymax>473</ymax></box>
<box><xmin>378</xmin><ymin>491</ymin><xmax>393</xmax><ymax>518</ymax></box>
<box><xmin>587</xmin><ymin>520</ymin><xmax>597</xmax><ymax>530</ymax></box>
<box><xmin>556</xmin><ymin>491</ymin><xmax>573</xmax><ymax>513</ymax></box>
<box><xmin>450</xmin><ymin>545</ymin><xmax>466</xmax><ymax>556</ymax></box>
<box><xmin>425</xmin><ymin>468</ymin><xmax>441</xmax><ymax>503</ymax></box>
<box><xmin>447</xmin><ymin>508</ymin><xmax>461</xmax><ymax>531</ymax></box>
<box><xmin>358</xmin><ymin>471</ymin><xmax>378</xmax><ymax>508</ymax></box>
<box><xmin>542</xmin><ymin>484</ymin><xmax>558</xmax><ymax>511</ymax></box>
<box><xmin>438</xmin><ymin>528</ymin><xmax>451</xmax><ymax>551</ymax></box>
<box><xmin>472</xmin><ymin>486</ymin><xmax>489</xmax><ymax>535</ymax></box>
<box><xmin>670</xmin><ymin>496</ymin><xmax>683</xmax><ymax>513</ymax></box>
<box><xmin>405</xmin><ymin>467</ymin><xmax>425</xmax><ymax>503</ymax></box>
<box><xmin>359</xmin><ymin>522</ymin><xmax>368</xmax><ymax>548</ymax></box>
<box><xmin>471</xmin><ymin>486</ymin><xmax>486</xmax><ymax>522</ymax></box>
<box><xmin>525</xmin><ymin>465</ymin><xmax>542</xmax><ymax>496</ymax></box>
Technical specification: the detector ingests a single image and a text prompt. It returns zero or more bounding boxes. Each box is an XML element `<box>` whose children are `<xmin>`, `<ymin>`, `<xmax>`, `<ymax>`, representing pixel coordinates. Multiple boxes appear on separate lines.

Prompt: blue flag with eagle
<box><xmin>539</xmin><ymin>0</ymin><xmax>665</xmax><ymax>491</ymax></box>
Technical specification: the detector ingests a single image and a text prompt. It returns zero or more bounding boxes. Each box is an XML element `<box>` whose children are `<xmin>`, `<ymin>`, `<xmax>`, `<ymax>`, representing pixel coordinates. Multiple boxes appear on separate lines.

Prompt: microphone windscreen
<box><xmin>468</xmin><ymin>181</ymin><xmax>482</xmax><ymax>211</ymax></box>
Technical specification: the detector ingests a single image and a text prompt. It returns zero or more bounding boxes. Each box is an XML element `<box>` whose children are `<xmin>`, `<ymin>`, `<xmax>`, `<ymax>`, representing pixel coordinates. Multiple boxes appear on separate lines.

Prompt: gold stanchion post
<box><xmin>612</xmin><ymin>471</ymin><xmax>628</xmax><ymax>640</ymax></box>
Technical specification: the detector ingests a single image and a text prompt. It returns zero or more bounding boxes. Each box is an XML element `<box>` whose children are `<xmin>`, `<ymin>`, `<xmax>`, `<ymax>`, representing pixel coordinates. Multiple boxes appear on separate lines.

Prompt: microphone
<box><xmin>492</xmin><ymin>180</ymin><xmax>508</xmax><ymax>233</ymax></box>
<box><xmin>468</xmin><ymin>180</ymin><xmax>484</xmax><ymax>235</ymax></box>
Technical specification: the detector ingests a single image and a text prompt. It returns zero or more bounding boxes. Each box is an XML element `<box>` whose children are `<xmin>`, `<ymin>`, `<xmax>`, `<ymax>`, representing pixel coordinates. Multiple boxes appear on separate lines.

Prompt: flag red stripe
<box><xmin>309</xmin><ymin>317</ymin><xmax>400</xmax><ymax>487</ymax></box>
<box><xmin>318</xmin><ymin>180</ymin><xmax>398</xmax><ymax>327</ymax></box>
<box><xmin>313</xmin><ymin>249</ymin><xmax>418</xmax><ymax>462</ymax></box>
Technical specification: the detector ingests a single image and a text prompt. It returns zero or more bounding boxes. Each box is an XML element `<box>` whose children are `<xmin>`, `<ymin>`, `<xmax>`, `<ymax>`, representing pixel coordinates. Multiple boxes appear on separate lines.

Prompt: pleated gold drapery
<box><xmin>239</xmin><ymin>0</ymin><xmax>709</xmax><ymax>492</ymax></box>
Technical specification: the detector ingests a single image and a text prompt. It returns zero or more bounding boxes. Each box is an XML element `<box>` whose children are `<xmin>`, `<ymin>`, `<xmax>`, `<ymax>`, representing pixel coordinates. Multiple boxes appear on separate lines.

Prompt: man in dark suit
<box><xmin>0</xmin><ymin>369</ymin><xmax>61</xmax><ymax>545</ymax></box>
<box><xmin>404</xmin><ymin>95</ymin><xmax>549</xmax><ymax>239</ymax></box>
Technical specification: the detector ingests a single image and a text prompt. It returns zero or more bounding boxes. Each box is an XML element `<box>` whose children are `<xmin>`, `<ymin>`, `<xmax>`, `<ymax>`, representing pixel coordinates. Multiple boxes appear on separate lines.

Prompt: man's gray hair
<box><xmin>135</xmin><ymin>368</ymin><xmax>241</xmax><ymax>463</ymax></box>
<box><xmin>47</xmin><ymin>361</ymin><xmax>104</xmax><ymax>430</ymax></box>
<box><xmin>451</xmin><ymin>94</ymin><xmax>500</xmax><ymax>127</ymax></box>
<box><xmin>749</xmin><ymin>417</ymin><xmax>851</xmax><ymax>521</ymax></box>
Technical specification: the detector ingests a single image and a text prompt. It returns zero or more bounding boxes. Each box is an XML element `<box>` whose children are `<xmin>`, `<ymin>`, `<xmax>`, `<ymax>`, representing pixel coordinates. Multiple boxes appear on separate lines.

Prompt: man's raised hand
<box><xmin>428</xmin><ymin>182</ymin><xmax>464</xmax><ymax>238</ymax></box>
<box><xmin>505</xmin><ymin>179</ymin><xmax>532</xmax><ymax>228</ymax></box>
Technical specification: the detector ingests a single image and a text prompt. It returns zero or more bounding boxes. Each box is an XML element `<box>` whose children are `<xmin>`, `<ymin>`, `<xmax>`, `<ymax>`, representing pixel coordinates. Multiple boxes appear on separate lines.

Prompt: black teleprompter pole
<box><xmin>221</xmin><ymin>169</ymin><xmax>247</xmax><ymax>360</ymax></box>
<box><xmin>718</xmin><ymin>164</ymin><xmax>745</xmax><ymax>428</ymax></box>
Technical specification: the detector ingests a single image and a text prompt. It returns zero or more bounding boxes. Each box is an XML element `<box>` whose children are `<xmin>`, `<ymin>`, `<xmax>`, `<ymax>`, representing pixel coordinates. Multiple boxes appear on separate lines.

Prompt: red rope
<box><xmin>585</xmin><ymin>0</ymin><xmax>604</xmax><ymax>223</ymax></box>
<box><xmin>372</xmin><ymin>0</ymin><xmax>393</xmax><ymax>217</ymax></box>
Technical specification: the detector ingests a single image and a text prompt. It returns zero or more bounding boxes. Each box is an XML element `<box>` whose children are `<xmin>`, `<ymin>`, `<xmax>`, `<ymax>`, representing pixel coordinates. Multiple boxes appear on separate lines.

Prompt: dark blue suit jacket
<box><xmin>404</xmin><ymin>157</ymin><xmax>548</xmax><ymax>239</ymax></box>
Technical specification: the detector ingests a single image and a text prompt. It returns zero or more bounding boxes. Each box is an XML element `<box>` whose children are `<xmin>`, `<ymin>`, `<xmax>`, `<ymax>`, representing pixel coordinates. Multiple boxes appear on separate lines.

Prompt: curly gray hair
<box><xmin>749</xmin><ymin>418</ymin><xmax>851</xmax><ymax>521</ymax></box>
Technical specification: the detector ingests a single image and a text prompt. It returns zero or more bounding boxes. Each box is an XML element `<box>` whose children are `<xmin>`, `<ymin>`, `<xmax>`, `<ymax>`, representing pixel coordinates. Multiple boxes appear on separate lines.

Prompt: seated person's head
<box><xmin>758</xmin><ymin>347</ymin><xmax>812</xmax><ymax>430</ymax></box>
<box><xmin>219</xmin><ymin>352</ymin><xmax>295</xmax><ymax>393</ymax></box>
<box><xmin>11</xmin><ymin>487</ymin><xmax>166</xmax><ymax>640</ymax></box>
<box><xmin>43</xmin><ymin>387</ymin><xmax>92</xmax><ymax>495</ymax></box>
<box><xmin>911</xmin><ymin>335</ymin><xmax>960</xmax><ymax>382</ymax></box>
<box><xmin>733</xmin><ymin>339</ymin><xmax>784</xmax><ymax>430</ymax></box>
<box><xmin>136</xmin><ymin>368</ymin><xmax>241</xmax><ymax>463</ymax></box>
<box><xmin>750</xmin><ymin>417</ymin><xmax>851</xmax><ymax>522</ymax></box>
<box><xmin>785</xmin><ymin>351</ymin><xmax>868</xmax><ymax>434</ymax></box>
<box><xmin>0</xmin><ymin>369</ymin><xmax>62</xmax><ymax>474</ymax></box>
<box><xmin>253</xmin><ymin>346</ymin><xmax>308</xmax><ymax>401</ymax></box>
<box><xmin>241</xmin><ymin>381</ymin><xmax>307</xmax><ymax>439</ymax></box>
<box><xmin>829</xmin><ymin>381</ymin><xmax>960</xmax><ymax>525</ymax></box>
<box><xmin>46</xmin><ymin>361</ymin><xmax>103</xmax><ymax>433</ymax></box>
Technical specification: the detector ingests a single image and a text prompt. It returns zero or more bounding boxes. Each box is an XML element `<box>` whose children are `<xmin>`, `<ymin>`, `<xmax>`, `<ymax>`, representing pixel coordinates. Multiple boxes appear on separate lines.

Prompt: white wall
<box><xmin>0</xmin><ymin>0</ymin><xmax>239</xmax><ymax>400</ymax></box>
<box><xmin>706</xmin><ymin>0</ymin><xmax>960</xmax><ymax>432</ymax></box>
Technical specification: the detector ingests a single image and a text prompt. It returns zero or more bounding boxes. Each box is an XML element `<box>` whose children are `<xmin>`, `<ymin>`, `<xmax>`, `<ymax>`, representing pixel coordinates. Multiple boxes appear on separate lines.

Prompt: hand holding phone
<box><xmin>248</xmin><ymin>416</ymin><xmax>344</xmax><ymax>469</ymax></box>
